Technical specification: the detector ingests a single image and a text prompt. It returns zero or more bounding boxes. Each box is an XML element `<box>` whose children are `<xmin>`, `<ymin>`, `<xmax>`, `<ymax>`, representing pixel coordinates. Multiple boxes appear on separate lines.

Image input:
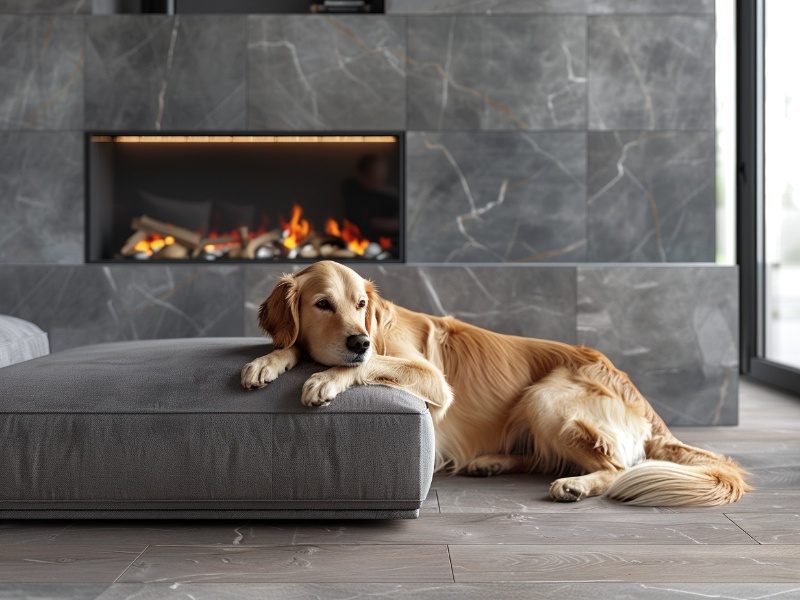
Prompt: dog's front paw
<box><xmin>549</xmin><ymin>477</ymin><xmax>589</xmax><ymax>502</ymax></box>
<box><xmin>241</xmin><ymin>357</ymin><xmax>284</xmax><ymax>390</ymax></box>
<box><xmin>301</xmin><ymin>372</ymin><xmax>343</xmax><ymax>407</ymax></box>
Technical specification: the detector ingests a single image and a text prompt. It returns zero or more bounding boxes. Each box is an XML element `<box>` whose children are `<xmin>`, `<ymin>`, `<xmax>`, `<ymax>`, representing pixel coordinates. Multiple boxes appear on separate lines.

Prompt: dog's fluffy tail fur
<box><xmin>605</xmin><ymin>442</ymin><xmax>751</xmax><ymax>506</ymax></box>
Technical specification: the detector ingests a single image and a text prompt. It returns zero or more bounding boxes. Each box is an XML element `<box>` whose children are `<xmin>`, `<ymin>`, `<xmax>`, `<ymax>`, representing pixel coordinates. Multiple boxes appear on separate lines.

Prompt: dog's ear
<box><xmin>364</xmin><ymin>279</ymin><xmax>385</xmax><ymax>355</ymax></box>
<box><xmin>258</xmin><ymin>274</ymin><xmax>300</xmax><ymax>349</ymax></box>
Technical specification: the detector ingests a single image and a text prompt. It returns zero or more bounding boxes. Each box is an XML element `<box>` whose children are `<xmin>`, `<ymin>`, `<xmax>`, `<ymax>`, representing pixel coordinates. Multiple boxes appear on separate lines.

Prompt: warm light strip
<box><xmin>92</xmin><ymin>135</ymin><xmax>397</xmax><ymax>143</ymax></box>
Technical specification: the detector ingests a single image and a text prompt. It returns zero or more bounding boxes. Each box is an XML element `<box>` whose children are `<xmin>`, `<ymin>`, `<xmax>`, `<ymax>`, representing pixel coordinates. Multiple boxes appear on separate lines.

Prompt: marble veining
<box><xmin>0</xmin><ymin>15</ymin><xmax>83</xmax><ymax>129</ymax></box>
<box><xmin>406</xmin><ymin>132</ymin><xmax>586</xmax><ymax>262</ymax></box>
<box><xmin>407</xmin><ymin>15</ymin><xmax>586</xmax><ymax>130</ymax></box>
<box><xmin>0</xmin><ymin>266</ymin><xmax>244</xmax><ymax>352</ymax></box>
<box><xmin>0</xmin><ymin>132</ymin><xmax>83</xmax><ymax>264</ymax></box>
<box><xmin>85</xmin><ymin>16</ymin><xmax>246</xmax><ymax>130</ymax></box>
<box><xmin>587</xmin><ymin>131</ymin><xmax>715</xmax><ymax>262</ymax></box>
<box><xmin>588</xmin><ymin>15</ymin><xmax>714</xmax><ymax>130</ymax></box>
<box><xmin>247</xmin><ymin>15</ymin><xmax>405</xmax><ymax>129</ymax></box>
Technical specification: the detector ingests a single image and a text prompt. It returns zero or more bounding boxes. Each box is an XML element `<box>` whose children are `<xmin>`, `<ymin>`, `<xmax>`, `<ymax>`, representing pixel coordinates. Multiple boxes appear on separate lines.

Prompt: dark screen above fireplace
<box><xmin>86</xmin><ymin>133</ymin><xmax>403</xmax><ymax>263</ymax></box>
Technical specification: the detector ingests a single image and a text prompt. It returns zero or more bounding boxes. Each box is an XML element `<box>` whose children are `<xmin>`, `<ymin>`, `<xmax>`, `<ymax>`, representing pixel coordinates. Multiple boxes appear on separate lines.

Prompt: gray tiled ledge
<box><xmin>387</xmin><ymin>0</ymin><xmax>714</xmax><ymax>14</ymax></box>
<box><xmin>0</xmin><ymin>264</ymin><xmax>735</xmax><ymax>426</ymax></box>
<box><xmin>0</xmin><ymin>263</ymin><xmax>736</xmax><ymax>426</ymax></box>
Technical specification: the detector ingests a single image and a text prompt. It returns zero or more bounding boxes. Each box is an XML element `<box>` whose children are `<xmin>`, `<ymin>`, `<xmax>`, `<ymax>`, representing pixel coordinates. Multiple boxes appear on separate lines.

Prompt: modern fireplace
<box><xmin>86</xmin><ymin>133</ymin><xmax>403</xmax><ymax>262</ymax></box>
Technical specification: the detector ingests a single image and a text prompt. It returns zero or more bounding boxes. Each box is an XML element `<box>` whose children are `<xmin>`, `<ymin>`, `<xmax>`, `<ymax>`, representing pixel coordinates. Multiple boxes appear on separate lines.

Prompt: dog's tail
<box><xmin>605</xmin><ymin>440</ymin><xmax>751</xmax><ymax>506</ymax></box>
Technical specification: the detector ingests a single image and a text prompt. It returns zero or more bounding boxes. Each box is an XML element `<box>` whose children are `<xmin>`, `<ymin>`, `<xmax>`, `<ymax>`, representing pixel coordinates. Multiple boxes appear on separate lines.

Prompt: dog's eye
<box><xmin>357</xmin><ymin>299</ymin><xmax>366</xmax><ymax>309</ymax></box>
<box><xmin>315</xmin><ymin>298</ymin><xmax>333</xmax><ymax>311</ymax></box>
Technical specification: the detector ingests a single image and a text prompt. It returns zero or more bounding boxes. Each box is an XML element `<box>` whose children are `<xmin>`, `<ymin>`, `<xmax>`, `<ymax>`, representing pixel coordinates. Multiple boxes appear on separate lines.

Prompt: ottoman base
<box><xmin>0</xmin><ymin>338</ymin><xmax>435</xmax><ymax>519</ymax></box>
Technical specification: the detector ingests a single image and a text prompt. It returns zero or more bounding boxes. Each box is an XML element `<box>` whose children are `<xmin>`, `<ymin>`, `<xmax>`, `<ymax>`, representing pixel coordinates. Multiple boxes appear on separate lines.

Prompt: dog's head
<box><xmin>258</xmin><ymin>261</ymin><xmax>382</xmax><ymax>367</ymax></box>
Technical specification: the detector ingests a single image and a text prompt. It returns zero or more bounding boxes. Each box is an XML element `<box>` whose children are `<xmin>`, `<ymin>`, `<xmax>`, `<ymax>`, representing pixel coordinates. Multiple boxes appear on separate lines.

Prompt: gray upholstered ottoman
<box><xmin>0</xmin><ymin>338</ymin><xmax>434</xmax><ymax>519</ymax></box>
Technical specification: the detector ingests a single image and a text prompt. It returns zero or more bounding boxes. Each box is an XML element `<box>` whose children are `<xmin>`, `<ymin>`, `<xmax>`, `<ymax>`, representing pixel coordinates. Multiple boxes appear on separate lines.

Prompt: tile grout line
<box><xmin>112</xmin><ymin>543</ymin><xmax>151</xmax><ymax>584</ymax></box>
<box><xmin>723</xmin><ymin>513</ymin><xmax>762</xmax><ymax>545</ymax></box>
<box><xmin>445</xmin><ymin>544</ymin><xmax>455</xmax><ymax>583</ymax></box>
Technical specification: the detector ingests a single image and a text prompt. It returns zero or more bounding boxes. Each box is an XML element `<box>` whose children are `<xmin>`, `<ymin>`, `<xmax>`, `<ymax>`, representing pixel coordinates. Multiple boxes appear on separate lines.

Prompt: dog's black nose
<box><xmin>346</xmin><ymin>334</ymin><xmax>371</xmax><ymax>355</ymax></box>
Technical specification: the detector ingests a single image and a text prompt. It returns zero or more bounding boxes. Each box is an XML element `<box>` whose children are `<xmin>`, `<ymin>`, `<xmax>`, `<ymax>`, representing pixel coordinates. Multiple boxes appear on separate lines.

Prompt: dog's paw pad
<box><xmin>301</xmin><ymin>374</ymin><xmax>340</xmax><ymax>407</ymax></box>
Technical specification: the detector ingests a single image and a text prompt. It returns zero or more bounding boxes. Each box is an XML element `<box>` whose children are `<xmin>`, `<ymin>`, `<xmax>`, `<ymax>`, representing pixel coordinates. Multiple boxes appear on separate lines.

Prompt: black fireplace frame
<box><xmin>84</xmin><ymin>130</ymin><xmax>406</xmax><ymax>265</ymax></box>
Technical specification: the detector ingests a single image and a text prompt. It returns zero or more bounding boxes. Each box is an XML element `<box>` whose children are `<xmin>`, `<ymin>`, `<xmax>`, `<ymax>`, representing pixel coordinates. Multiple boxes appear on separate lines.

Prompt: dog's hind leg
<box><xmin>509</xmin><ymin>367</ymin><xmax>652</xmax><ymax>502</ymax></box>
<box><xmin>466</xmin><ymin>454</ymin><xmax>525</xmax><ymax>477</ymax></box>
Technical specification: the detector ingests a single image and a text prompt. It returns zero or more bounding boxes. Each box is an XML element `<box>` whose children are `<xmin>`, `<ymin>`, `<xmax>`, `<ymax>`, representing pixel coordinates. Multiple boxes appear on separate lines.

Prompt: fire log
<box><xmin>244</xmin><ymin>229</ymin><xmax>281</xmax><ymax>259</ymax></box>
<box><xmin>191</xmin><ymin>234</ymin><xmax>239</xmax><ymax>258</ymax></box>
<box><xmin>331</xmin><ymin>248</ymin><xmax>357</xmax><ymax>258</ymax></box>
<box><xmin>132</xmin><ymin>215</ymin><xmax>202</xmax><ymax>249</ymax></box>
<box><xmin>153</xmin><ymin>243</ymin><xmax>189</xmax><ymax>260</ymax></box>
<box><xmin>120</xmin><ymin>229</ymin><xmax>148</xmax><ymax>256</ymax></box>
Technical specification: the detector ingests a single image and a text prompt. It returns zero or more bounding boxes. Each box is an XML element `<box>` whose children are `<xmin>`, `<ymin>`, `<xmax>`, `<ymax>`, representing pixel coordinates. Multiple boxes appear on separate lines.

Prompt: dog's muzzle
<box><xmin>346</xmin><ymin>334</ymin><xmax>371</xmax><ymax>356</ymax></box>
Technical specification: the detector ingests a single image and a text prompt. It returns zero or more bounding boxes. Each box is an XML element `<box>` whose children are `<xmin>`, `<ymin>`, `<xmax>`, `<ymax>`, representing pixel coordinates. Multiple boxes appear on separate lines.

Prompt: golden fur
<box><xmin>241</xmin><ymin>261</ymin><xmax>750</xmax><ymax>506</ymax></box>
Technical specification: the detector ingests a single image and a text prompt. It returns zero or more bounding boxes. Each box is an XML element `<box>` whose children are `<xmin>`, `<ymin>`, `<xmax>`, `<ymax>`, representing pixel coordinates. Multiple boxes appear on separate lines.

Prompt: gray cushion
<box><xmin>0</xmin><ymin>315</ymin><xmax>49</xmax><ymax>368</ymax></box>
<box><xmin>0</xmin><ymin>338</ymin><xmax>435</xmax><ymax>518</ymax></box>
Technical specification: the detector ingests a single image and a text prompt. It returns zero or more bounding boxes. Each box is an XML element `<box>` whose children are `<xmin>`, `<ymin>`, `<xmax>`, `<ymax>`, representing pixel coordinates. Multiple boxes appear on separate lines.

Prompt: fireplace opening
<box><xmin>86</xmin><ymin>133</ymin><xmax>403</xmax><ymax>263</ymax></box>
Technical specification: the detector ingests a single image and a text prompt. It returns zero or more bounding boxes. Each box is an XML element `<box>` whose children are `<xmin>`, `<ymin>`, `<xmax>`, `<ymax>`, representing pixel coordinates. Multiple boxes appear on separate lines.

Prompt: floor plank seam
<box><xmin>445</xmin><ymin>545</ymin><xmax>456</xmax><ymax>583</ymax></box>
<box><xmin>112</xmin><ymin>544</ymin><xmax>151</xmax><ymax>584</ymax></box>
<box><xmin>723</xmin><ymin>513</ymin><xmax>763</xmax><ymax>544</ymax></box>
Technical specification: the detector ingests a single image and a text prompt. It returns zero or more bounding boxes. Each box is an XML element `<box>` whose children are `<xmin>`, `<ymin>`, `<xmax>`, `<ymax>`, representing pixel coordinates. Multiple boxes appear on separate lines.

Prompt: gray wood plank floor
<box><xmin>1</xmin><ymin>380</ymin><xmax>799</xmax><ymax>599</ymax></box>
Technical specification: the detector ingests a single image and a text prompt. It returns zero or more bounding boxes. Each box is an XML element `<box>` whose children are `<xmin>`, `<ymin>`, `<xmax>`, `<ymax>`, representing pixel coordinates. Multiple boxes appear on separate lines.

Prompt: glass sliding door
<box><xmin>739</xmin><ymin>0</ymin><xmax>800</xmax><ymax>393</ymax></box>
<box><xmin>764</xmin><ymin>0</ymin><xmax>800</xmax><ymax>371</ymax></box>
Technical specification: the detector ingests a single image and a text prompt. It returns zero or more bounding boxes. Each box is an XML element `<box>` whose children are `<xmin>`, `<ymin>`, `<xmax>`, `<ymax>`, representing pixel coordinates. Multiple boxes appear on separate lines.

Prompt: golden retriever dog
<box><xmin>241</xmin><ymin>261</ymin><xmax>749</xmax><ymax>506</ymax></box>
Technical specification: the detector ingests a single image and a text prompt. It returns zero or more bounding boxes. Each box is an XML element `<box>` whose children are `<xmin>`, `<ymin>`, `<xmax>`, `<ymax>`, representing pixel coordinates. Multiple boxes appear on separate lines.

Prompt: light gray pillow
<box><xmin>0</xmin><ymin>315</ymin><xmax>49</xmax><ymax>368</ymax></box>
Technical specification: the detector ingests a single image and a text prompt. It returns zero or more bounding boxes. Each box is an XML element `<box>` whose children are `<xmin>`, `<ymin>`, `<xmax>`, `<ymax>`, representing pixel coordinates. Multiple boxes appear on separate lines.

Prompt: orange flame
<box><xmin>325</xmin><ymin>218</ymin><xmax>385</xmax><ymax>255</ymax></box>
<box><xmin>128</xmin><ymin>204</ymin><xmax>391</xmax><ymax>259</ymax></box>
<box><xmin>282</xmin><ymin>204</ymin><xmax>310</xmax><ymax>250</ymax></box>
<box><xmin>342</xmin><ymin>220</ymin><xmax>369</xmax><ymax>255</ymax></box>
<box><xmin>133</xmin><ymin>234</ymin><xmax>175</xmax><ymax>256</ymax></box>
<box><xmin>325</xmin><ymin>218</ymin><xmax>341</xmax><ymax>238</ymax></box>
<box><xmin>327</xmin><ymin>218</ymin><xmax>366</xmax><ymax>254</ymax></box>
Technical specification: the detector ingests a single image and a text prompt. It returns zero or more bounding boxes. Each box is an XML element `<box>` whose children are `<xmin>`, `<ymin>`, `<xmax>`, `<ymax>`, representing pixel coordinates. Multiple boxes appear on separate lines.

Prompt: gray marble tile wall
<box><xmin>85</xmin><ymin>16</ymin><xmax>247</xmax><ymax>130</ymax></box>
<box><xmin>0</xmin><ymin>3</ymin><xmax>734</xmax><ymax>424</ymax></box>
<box><xmin>247</xmin><ymin>15</ymin><xmax>406</xmax><ymax>130</ymax></box>
<box><xmin>0</xmin><ymin>6</ymin><xmax>716</xmax><ymax>265</ymax></box>
<box><xmin>0</xmin><ymin>15</ymin><xmax>84</xmax><ymax>129</ymax></box>
<box><xmin>406</xmin><ymin>132</ymin><xmax>587</xmax><ymax>262</ymax></box>
<box><xmin>406</xmin><ymin>15</ymin><xmax>587</xmax><ymax>130</ymax></box>
<box><xmin>587</xmin><ymin>131</ymin><xmax>716</xmax><ymax>262</ymax></box>
<box><xmin>0</xmin><ymin>132</ymin><xmax>83</xmax><ymax>264</ymax></box>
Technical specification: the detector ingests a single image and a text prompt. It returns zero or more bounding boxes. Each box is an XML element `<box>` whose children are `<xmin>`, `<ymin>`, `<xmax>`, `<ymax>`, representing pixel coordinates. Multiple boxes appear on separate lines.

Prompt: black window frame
<box><xmin>738</xmin><ymin>0</ymin><xmax>800</xmax><ymax>394</ymax></box>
